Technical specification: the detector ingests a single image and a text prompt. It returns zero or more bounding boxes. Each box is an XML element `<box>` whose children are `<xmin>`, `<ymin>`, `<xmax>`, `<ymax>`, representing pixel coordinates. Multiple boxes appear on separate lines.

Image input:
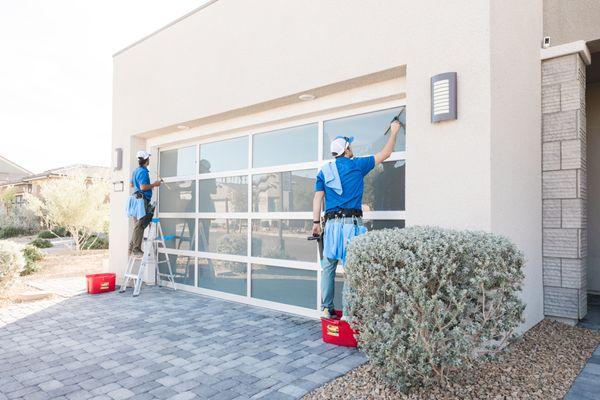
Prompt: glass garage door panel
<box><xmin>159</xmin><ymin>146</ymin><xmax>196</xmax><ymax>178</ymax></box>
<box><xmin>251</xmin><ymin>220</ymin><xmax>314</xmax><ymax>262</ymax></box>
<box><xmin>199</xmin><ymin>175</ymin><xmax>248</xmax><ymax>213</ymax></box>
<box><xmin>252</xmin><ymin>169</ymin><xmax>316</xmax><ymax>212</ymax></box>
<box><xmin>251</xmin><ymin>264</ymin><xmax>317</xmax><ymax>309</ymax></box>
<box><xmin>198</xmin><ymin>258</ymin><xmax>247</xmax><ymax>296</ymax></box>
<box><xmin>198</xmin><ymin>219</ymin><xmax>247</xmax><ymax>255</ymax></box>
<box><xmin>333</xmin><ymin>273</ymin><xmax>344</xmax><ymax>312</ymax></box>
<box><xmin>252</xmin><ymin>123</ymin><xmax>318</xmax><ymax>168</ymax></box>
<box><xmin>199</xmin><ymin>136</ymin><xmax>248</xmax><ymax>173</ymax></box>
<box><xmin>362</xmin><ymin>160</ymin><xmax>405</xmax><ymax>211</ymax></box>
<box><xmin>323</xmin><ymin>107</ymin><xmax>406</xmax><ymax>157</ymax></box>
<box><xmin>158</xmin><ymin>253</ymin><xmax>195</xmax><ymax>286</ymax></box>
<box><xmin>158</xmin><ymin>180</ymin><xmax>196</xmax><ymax>213</ymax></box>
<box><xmin>363</xmin><ymin>219</ymin><xmax>405</xmax><ymax>230</ymax></box>
<box><xmin>159</xmin><ymin>218</ymin><xmax>195</xmax><ymax>250</ymax></box>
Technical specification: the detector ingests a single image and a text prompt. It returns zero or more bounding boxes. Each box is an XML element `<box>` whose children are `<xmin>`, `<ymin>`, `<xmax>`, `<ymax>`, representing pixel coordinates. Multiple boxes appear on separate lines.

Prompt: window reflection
<box><xmin>251</xmin><ymin>265</ymin><xmax>317</xmax><ymax>309</ymax></box>
<box><xmin>362</xmin><ymin>160</ymin><xmax>405</xmax><ymax>211</ymax></box>
<box><xmin>158</xmin><ymin>180</ymin><xmax>196</xmax><ymax>213</ymax></box>
<box><xmin>198</xmin><ymin>258</ymin><xmax>246</xmax><ymax>296</ymax></box>
<box><xmin>159</xmin><ymin>218</ymin><xmax>195</xmax><ymax>250</ymax></box>
<box><xmin>362</xmin><ymin>219</ymin><xmax>405</xmax><ymax>231</ymax></box>
<box><xmin>253</xmin><ymin>124</ymin><xmax>318</xmax><ymax>168</ymax></box>
<box><xmin>251</xmin><ymin>220</ymin><xmax>314</xmax><ymax>262</ymax></box>
<box><xmin>252</xmin><ymin>169</ymin><xmax>316</xmax><ymax>212</ymax></box>
<box><xmin>323</xmin><ymin>107</ymin><xmax>406</xmax><ymax>157</ymax></box>
<box><xmin>158</xmin><ymin>253</ymin><xmax>195</xmax><ymax>286</ymax></box>
<box><xmin>198</xmin><ymin>219</ymin><xmax>247</xmax><ymax>255</ymax></box>
<box><xmin>159</xmin><ymin>146</ymin><xmax>196</xmax><ymax>177</ymax></box>
<box><xmin>199</xmin><ymin>136</ymin><xmax>248</xmax><ymax>173</ymax></box>
<box><xmin>199</xmin><ymin>176</ymin><xmax>247</xmax><ymax>213</ymax></box>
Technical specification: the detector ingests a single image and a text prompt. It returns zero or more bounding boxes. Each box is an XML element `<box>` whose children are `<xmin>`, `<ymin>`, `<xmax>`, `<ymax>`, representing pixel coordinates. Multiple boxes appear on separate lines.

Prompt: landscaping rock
<box><xmin>303</xmin><ymin>320</ymin><xmax>600</xmax><ymax>400</ymax></box>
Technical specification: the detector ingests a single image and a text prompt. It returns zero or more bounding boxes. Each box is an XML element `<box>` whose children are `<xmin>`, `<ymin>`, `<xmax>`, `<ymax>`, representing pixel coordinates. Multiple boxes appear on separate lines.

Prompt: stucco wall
<box><xmin>112</xmin><ymin>0</ymin><xmax>544</xmax><ymax>328</ymax></box>
<box><xmin>544</xmin><ymin>0</ymin><xmax>600</xmax><ymax>46</ymax></box>
<box><xmin>587</xmin><ymin>81</ymin><xmax>600</xmax><ymax>294</ymax></box>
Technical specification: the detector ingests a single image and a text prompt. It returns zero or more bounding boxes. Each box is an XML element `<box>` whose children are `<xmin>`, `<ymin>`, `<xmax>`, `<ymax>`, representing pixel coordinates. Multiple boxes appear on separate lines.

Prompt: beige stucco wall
<box><xmin>587</xmin><ymin>81</ymin><xmax>600</xmax><ymax>294</ymax></box>
<box><xmin>544</xmin><ymin>0</ymin><xmax>600</xmax><ymax>46</ymax></box>
<box><xmin>112</xmin><ymin>0</ymin><xmax>544</xmax><ymax>328</ymax></box>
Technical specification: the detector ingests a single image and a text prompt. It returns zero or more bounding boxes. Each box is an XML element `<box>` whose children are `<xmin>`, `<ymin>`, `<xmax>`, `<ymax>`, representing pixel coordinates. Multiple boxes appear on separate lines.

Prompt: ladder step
<box><xmin>124</xmin><ymin>273</ymin><xmax>141</xmax><ymax>279</ymax></box>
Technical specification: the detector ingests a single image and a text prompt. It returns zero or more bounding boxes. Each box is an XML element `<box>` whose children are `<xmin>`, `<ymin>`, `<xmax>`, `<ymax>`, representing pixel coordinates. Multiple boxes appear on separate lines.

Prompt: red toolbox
<box><xmin>86</xmin><ymin>273</ymin><xmax>116</xmax><ymax>294</ymax></box>
<box><xmin>321</xmin><ymin>310</ymin><xmax>358</xmax><ymax>347</ymax></box>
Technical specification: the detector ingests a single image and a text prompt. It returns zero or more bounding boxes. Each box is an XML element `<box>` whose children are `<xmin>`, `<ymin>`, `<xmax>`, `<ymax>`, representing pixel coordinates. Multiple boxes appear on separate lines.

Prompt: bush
<box><xmin>0</xmin><ymin>226</ymin><xmax>31</xmax><ymax>239</ymax></box>
<box><xmin>37</xmin><ymin>227</ymin><xmax>70</xmax><ymax>239</ymax></box>
<box><xmin>21</xmin><ymin>245</ymin><xmax>45</xmax><ymax>276</ymax></box>
<box><xmin>29</xmin><ymin>238</ymin><xmax>53</xmax><ymax>249</ymax></box>
<box><xmin>0</xmin><ymin>205</ymin><xmax>39</xmax><ymax>232</ymax></box>
<box><xmin>0</xmin><ymin>240</ymin><xmax>25</xmax><ymax>293</ymax></box>
<box><xmin>82</xmin><ymin>235</ymin><xmax>109</xmax><ymax>250</ymax></box>
<box><xmin>345</xmin><ymin>226</ymin><xmax>525</xmax><ymax>392</ymax></box>
<box><xmin>37</xmin><ymin>230</ymin><xmax>56</xmax><ymax>239</ymax></box>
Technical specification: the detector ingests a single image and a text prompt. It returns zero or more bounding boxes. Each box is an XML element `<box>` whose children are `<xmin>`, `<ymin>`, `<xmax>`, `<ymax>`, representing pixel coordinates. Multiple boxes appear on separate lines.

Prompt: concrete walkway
<box><xmin>0</xmin><ymin>287</ymin><xmax>365</xmax><ymax>400</ymax></box>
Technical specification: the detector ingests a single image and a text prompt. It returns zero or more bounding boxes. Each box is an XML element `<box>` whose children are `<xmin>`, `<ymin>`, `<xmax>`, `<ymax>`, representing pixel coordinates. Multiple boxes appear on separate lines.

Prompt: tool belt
<box><xmin>323</xmin><ymin>208</ymin><xmax>363</xmax><ymax>222</ymax></box>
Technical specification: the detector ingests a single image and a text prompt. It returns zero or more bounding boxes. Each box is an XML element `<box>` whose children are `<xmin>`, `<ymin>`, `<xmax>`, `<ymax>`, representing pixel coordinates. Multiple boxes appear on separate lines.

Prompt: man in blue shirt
<box><xmin>313</xmin><ymin>120</ymin><xmax>400</xmax><ymax>319</ymax></box>
<box><xmin>129</xmin><ymin>150</ymin><xmax>162</xmax><ymax>255</ymax></box>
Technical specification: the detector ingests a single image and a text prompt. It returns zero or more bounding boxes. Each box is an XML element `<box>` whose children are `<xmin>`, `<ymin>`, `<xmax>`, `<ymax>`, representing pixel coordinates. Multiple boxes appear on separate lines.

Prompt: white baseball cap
<box><xmin>136</xmin><ymin>150</ymin><xmax>151</xmax><ymax>159</ymax></box>
<box><xmin>330</xmin><ymin>136</ymin><xmax>354</xmax><ymax>157</ymax></box>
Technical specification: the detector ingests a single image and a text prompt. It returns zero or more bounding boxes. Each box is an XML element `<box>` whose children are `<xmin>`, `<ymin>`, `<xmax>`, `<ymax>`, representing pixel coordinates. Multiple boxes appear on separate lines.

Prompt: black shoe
<box><xmin>131</xmin><ymin>248</ymin><xmax>143</xmax><ymax>256</ymax></box>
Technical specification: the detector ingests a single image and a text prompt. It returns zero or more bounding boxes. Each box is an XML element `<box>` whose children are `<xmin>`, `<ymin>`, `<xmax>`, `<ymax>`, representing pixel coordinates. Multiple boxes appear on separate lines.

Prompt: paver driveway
<box><xmin>0</xmin><ymin>287</ymin><xmax>365</xmax><ymax>400</ymax></box>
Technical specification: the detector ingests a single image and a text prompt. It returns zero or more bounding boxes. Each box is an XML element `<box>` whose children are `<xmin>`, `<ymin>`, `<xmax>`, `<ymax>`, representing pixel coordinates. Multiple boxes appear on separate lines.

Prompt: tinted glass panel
<box><xmin>199</xmin><ymin>136</ymin><xmax>248</xmax><ymax>173</ymax></box>
<box><xmin>158</xmin><ymin>180</ymin><xmax>196</xmax><ymax>213</ymax></box>
<box><xmin>159</xmin><ymin>146</ymin><xmax>196</xmax><ymax>177</ymax></box>
<box><xmin>252</xmin><ymin>169</ymin><xmax>316</xmax><ymax>212</ymax></box>
<box><xmin>159</xmin><ymin>218</ymin><xmax>195</xmax><ymax>250</ymax></box>
<box><xmin>251</xmin><ymin>220</ymin><xmax>314</xmax><ymax>262</ymax></box>
<box><xmin>362</xmin><ymin>219</ymin><xmax>405</xmax><ymax>231</ymax></box>
<box><xmin>251</xmin><ymin>265</ymin><xmax>317</xmax><ymax>309</ymax></box>
<box><xmin>333</xmin><ymin>273</ymin><xmax>344</xmax><ymax>311</ymax></box>
<box><xmin>199</xmin><ymin>175</ymin><xmax>248</xmax><ymax>213</ymax></box>
<box><xmin>158</xmin><ymin>253</ymin><xmax>195</xmax><ymax>286</ymax></box>
<box><xmin>362</xmin><ymin>160</ymin><xmax>405</xmax><ymax>211</ymax></box>
<box><xmin>323</xmin><ymin>107</ymin><xmax>406</xmax><ymax>157</ymax></box>
<box><xmin>198</xmin><ymin>258</ymin><xmax>246</xmax><ymax>296</ymax></box>
<box><xmin>253</xmin><ymin>124</ymin><xmax>318</xmax><ymax>168</ymax></box>
<box><xmin>198</xmin><ymin>219</ymin><xmax>247</xmax><ymax>255</ymax></box>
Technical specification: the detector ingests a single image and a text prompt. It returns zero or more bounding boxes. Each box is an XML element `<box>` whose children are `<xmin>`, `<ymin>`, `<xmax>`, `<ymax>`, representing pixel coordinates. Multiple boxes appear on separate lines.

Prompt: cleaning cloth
<box><xmin>321</xmin><ymin>161</ymin><xmax>343</xmax><ymax>195</ymax></box>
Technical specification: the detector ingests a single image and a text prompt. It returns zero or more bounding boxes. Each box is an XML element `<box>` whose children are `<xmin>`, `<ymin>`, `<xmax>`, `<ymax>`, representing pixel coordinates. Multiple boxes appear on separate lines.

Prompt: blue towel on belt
<box><xmin>126</xmin><ymin>195</ymin><xmax>146</xmax><ymax>219</ymax></box>
<box><xmin>321</xmin><ymin>161</ymin><xmax>343</xmax><ymax>195</ymax></box>
<box><xmin>323</xmin><ymin>219</ymin><xmax>368</xmax><ymax>266</ymax></box>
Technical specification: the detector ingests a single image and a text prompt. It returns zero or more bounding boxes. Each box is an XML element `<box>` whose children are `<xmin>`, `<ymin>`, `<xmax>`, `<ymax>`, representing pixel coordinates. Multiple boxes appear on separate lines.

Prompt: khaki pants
<box><xmin>129</xmin><ymin>198</ymin><xmax>154</xmax><ymax>252</ymax></box>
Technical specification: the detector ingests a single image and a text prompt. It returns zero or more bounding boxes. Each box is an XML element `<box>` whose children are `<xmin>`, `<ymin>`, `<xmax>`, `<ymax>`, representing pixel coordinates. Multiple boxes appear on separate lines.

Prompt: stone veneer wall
<box><xmin>542</xmin><ymin>53</ymin><xmax>587</xmax><ymax>321</ymax></box>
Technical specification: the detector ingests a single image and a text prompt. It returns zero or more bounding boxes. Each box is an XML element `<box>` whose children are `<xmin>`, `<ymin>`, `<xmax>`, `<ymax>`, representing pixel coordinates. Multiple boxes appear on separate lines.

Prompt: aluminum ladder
<box><xmin>120</xmin><ymin>218</ymin><xmax>176</xmax><ymax>296</ymax></box>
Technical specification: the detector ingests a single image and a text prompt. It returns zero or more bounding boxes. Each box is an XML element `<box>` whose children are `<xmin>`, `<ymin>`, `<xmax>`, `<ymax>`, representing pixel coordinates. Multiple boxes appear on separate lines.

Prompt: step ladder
<box><xmin>120</xmin><ymin>218</ymin><xmax>176</xmax><ymax>296</ymax></box>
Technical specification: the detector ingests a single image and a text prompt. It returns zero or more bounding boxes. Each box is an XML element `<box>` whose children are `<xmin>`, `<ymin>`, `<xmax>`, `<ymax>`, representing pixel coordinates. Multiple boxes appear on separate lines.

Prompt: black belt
<box><xmin>324</xmin><ymin>209</ymin><xmax>362</xmax><ymax>222</ymax></box>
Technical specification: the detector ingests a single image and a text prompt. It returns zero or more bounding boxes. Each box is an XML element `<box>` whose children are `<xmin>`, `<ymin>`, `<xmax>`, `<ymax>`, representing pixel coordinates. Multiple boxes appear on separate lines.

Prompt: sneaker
<box><xmin>131</xmin><ymin>248</ymin><xmax>144</xmax><ymax>256</ymax></box>
<box><xmin>322</xmin><ymin>307</ymin><xmax>334</xmax><ymax>319</ymax></box>
<box><xmin>340</xmin><ymin>315</ymin><xmax>353</xmax><ymax>323</ymax></box>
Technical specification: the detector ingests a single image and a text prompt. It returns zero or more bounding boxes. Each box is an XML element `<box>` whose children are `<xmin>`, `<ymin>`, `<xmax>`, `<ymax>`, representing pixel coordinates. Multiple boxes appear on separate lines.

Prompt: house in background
<box><xmin>0</xmin><ymin>155</ymin><xmax>31</xmax><ymax>186</ymax></box>
<box><xmin>110</xmin><ymin>0</ymin><xmax>600</xmax><ymax>331</ymax></box>
<box><xmin>0</xmin><ymin>164</ymin><xmax>109</xmax><ymax>208</ymax></box>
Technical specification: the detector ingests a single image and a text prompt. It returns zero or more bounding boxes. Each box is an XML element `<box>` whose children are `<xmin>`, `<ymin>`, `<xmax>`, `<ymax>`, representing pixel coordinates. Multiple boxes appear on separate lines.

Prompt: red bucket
<box><xmin>86</xmin><ymin>273</ymin><xmax>116</xmax><ymax>294</ymax></box>
<box><xmin>321</xmin><ymin>310</ymin><xmax>358</xmax><ymax>347</ymax></box>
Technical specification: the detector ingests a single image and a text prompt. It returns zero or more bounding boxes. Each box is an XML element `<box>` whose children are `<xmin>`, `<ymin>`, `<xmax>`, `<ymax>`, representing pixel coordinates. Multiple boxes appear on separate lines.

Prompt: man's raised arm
<box><xmin>374</xmin><ymin>120</ymin><xmax>401</xmax><ymax>165</ymax></box>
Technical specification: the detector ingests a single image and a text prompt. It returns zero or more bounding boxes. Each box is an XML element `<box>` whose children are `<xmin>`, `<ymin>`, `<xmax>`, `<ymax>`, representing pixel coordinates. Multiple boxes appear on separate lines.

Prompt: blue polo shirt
<box><xmin>315</xmin><ymin>156</ymin><xmax>375</xmax><ymax>212</ymax></box>
<box><xmin>131</xmin><ymin>166</ymin><xmax>152</xmax><ymax>200</ymax></box>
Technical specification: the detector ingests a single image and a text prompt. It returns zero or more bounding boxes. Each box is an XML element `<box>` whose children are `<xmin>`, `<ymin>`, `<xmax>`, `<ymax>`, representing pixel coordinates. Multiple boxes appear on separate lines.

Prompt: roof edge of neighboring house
<box><xmin>113</xmin><ymin>0</ymin><xmax>220</xmax><ymax>58</ymax></box>
<box><xmin>0</xmin><ymin>154</ymin><xmax>33</xmax><ymax>175</ymax></box>
<box><xmin>0</xmin><ymin>164</ymin><xmax>109</xmax><ymax>188</ymax></box>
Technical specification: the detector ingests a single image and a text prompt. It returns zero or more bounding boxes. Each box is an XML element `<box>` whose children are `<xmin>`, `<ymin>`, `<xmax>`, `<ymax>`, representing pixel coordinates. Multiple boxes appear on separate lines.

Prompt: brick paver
<box><xmin>0</xmin><ymin>287</ymin><xmax>364</xmax><ymax>399</ymax></box>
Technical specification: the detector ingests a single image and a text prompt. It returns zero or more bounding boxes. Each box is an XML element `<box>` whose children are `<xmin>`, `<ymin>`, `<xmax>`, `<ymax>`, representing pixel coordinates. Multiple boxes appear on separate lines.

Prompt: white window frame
<box><xmin>156</xmin><ymin>99</ymin><xmax>406</xmax><ymax>318</ymax></box>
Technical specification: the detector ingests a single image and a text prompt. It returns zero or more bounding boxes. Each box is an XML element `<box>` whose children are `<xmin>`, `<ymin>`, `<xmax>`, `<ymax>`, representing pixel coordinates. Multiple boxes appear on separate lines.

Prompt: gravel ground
<box><xmin>304</xmin><ymin>320</ymin><xmax>600</xmax><ymax>400</ymax></box>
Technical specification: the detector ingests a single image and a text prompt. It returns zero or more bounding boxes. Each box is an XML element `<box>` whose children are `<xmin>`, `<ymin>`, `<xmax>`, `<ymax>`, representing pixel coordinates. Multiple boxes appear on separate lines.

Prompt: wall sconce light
<box><xmin>113</xmin><ymin>181</ymin><xmax>124</xmax><ymax>192</ymax></box>
<box><xmin>114</xmin><ymin>148</ymin><xmax>123</xmax><ymax>171</ymax></box>
<box><xmin>431</xmin><ymin>72</ymin><xmax>457</xmax><ymax>123</ymax></box>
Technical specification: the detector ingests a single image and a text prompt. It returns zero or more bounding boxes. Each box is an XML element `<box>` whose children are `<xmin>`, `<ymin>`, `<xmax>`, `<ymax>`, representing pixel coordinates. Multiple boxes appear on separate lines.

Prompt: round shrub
<box><xmin>0</xmin><ymin>226</ymin><xmax>29</xmax><ymax>239</ymax></box>
<box><xmin>0</xmin><ymin>240</ymin><xmax>25</xmax><ymax>293</ymax></box>
<box><xmin>82</xmin><ymin>235</ymin><xmax>109</xmax><ymax>250</ymax></box>
<box><xmin>345</xmin><ymin>226</ymin><xmax>525</xmax><ymax>392</ymax></box>
<box><xmin>21</xmin><ymin>244</ymin><xmax>45</xmax><ymax>276</ymax></box>
<box><xmin>29</xmin><ymin>238</ymin><xmax>53</xmax><ymax>249</ymax></box>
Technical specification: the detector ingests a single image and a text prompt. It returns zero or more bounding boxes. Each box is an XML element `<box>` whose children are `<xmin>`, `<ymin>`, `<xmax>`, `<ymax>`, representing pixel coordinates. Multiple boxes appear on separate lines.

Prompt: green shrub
<box><xmin>0</xmin><ymin>226</ymin><xmax>29</xmax><ymax>239</ymax></box>
<box><xmin>53</xmin><ymin>226</ymin><xmax>71</xmax><ymax>237</ymax></box>
<box><xmin>37</xmin><ymin>230</ymin><xmax>56</xmax><ymax>239</ymax></box>
<box><xmin>29</xmin><ymin>238</ymin><xmax>53</xmax><ymax>249</ymax></box>
<box><xmin>345</xmin><ymin>226</ymin><xmax>525</xmax><ymax>392</ymax></box>
<box><xmin>0</xmin><ymin>240</ymin><xmax>25</xmax><ymax>293</ymax></box>
<box><xmin>21</xmin><ymin>245</ymin><xmax>45</xmax><ymax>276</ymax></box>
<box><xmin>37</xmin><ymin>227</ymin><xmax>70</xmax><ymax>239</ymax></box>
<box><xmin>82</xmin><ymin>235</ymin><xmax>109</xmax><ymax>250</ymax></box>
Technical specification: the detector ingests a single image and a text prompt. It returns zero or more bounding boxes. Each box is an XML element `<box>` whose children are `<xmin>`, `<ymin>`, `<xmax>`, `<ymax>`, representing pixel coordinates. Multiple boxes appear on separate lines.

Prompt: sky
<box><xmin>0</xmin><ymin>0</ymin><xmax>205</xmax><ymax>173</ymax></box>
